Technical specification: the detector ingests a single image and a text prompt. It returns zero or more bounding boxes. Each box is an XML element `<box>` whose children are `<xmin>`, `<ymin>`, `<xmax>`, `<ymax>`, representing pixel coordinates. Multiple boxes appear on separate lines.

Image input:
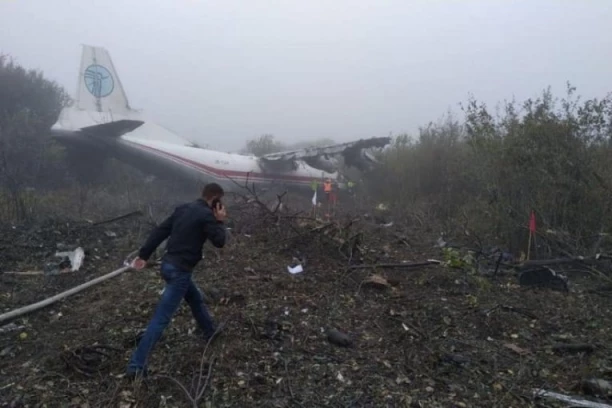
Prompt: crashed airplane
<box><xmin>50</xmin><ymin>45</ymin><xmax>390</xmax><ymax>192</ymax></box>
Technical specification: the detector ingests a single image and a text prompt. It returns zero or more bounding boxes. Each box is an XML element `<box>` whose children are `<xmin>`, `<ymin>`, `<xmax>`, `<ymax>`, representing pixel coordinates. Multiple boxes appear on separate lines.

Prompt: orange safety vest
<box><xmin>323</xmin><ymin>181</ymin><xmax>332</xmax><ymax>192</ymax></box>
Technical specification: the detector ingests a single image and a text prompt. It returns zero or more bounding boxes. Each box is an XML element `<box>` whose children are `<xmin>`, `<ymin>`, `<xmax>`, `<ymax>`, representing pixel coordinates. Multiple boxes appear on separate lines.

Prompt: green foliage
<box><xmin>442</xmin><ymin>247</ymin><xmax>491</xmax><ymax>295</ymax></box>
<box><xmin>0</xmin><ymin>55</ymin><xmax>71</xmax><ymax>219</ymax></box>
<box><xmin>368</xmin><ymin>85</ymin><xmax>612</xmax><ymax>254</ymax></box>
<box><xmin>442</xmin><ymin>247</ymin><xmax>476</xmax><ymax>270</ymax></box>
<box><xmin>0</xmin><ymin>55</ymin><xmax>70</xmax><ymax>123</ymax></box>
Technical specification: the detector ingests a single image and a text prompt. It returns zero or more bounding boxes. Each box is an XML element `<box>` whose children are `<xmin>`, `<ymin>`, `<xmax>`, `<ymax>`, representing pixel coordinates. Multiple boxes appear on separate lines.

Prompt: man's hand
<box><xmin>213</xmin><ymin>202</ymin><xmax>227</xmax><ymax>222</ymax></box>
<box><xmin>132</xmin><ymin>257</ymin><xmax>147</xmax><ymax>270</ymax></box>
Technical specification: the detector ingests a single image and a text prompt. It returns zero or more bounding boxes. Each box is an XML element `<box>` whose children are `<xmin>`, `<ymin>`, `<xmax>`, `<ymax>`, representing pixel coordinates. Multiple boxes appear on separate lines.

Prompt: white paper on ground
<box><xmin>287</xmin><ymin>265</ymin><xmax>304</xmax><ymax>274</ymax></box>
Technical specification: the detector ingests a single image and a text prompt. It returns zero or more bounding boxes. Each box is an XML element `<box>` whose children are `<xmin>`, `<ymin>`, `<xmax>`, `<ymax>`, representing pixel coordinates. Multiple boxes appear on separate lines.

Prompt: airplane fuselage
<box><xmin>51</xmin><ymin>110</ymin><xmax>336</xmax><ymax>192</ymax></box>
<box><xmin>47</xmin><ymin>44</ymin><xmax>387</xmax><ymax>195</ymax></box>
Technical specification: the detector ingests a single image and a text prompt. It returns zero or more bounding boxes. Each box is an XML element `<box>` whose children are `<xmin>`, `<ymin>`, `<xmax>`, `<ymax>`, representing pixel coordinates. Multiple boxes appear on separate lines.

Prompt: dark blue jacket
<box><xmin>138</xmin><ymin>199</ymin><xmax>226</xmax><ymax>271</ymax></box>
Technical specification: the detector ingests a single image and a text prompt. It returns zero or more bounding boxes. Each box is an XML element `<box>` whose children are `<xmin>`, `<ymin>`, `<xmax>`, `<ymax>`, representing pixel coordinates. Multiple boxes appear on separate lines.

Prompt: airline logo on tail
<box><xmin>84</xmin><ymin>64</ymin><xmax>114</xmax><ymax>98</ymax></box>
<box><xmin>76</xmin><ymin>45</ymin><xmax>131</xmax><ymax>114</ymax></box>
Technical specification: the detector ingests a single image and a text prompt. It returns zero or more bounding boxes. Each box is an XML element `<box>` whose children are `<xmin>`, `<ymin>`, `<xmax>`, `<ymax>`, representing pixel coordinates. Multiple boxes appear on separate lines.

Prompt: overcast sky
<box><xmin>1</xmin><ymin>0</ymin><xmax>611</xmax><ymax>150</ymax></box>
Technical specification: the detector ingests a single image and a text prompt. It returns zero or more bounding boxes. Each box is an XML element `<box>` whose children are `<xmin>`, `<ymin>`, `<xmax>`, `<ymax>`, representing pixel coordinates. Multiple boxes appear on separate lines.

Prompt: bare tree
<box><xmin>243</xmin><ymin>134</ymin><xmax>286</xmax><ymax>157</ymax></box>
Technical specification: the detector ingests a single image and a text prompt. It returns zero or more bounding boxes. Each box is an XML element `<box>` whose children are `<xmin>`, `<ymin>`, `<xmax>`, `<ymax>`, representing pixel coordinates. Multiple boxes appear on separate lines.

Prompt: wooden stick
<box><xmin>0</xmin><ymin>266</ymin><xmax>131</xmax><ymax>325</ymax></box>
<box><xmin>91</xmin><ymin>210</ymin><xmax>143</xmax><ymax>226</ymax></box>
<box><xmin>348</xmin><ymin>260</ymin><xmax>441</xmax><ymax>270</ymax></box>
<box><xmin>527</xmin><ymin>231</ymin><xmax>533</xmax><ymax>260</ymax></box>
<box><xmin>3</xmin><ymin>271</ymin><xmax>45</xmax><ymax>276</ymax></box>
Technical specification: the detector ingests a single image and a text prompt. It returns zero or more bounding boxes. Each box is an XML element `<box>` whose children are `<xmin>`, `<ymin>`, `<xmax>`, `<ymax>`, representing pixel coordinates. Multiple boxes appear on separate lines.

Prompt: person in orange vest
<box><xmin>323</xmin><ymin>178</ymin><xmax>333</xmax><ymax>216</ymax></box>
<box><xmin>323</xmin><ymin>178</ymin><xmax>332</xmax><ymax>202</ymax></box>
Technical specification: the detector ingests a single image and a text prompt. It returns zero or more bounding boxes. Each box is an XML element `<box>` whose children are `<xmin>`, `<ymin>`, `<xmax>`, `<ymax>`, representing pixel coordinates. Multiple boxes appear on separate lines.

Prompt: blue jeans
<box><xmin>127</xmin><ymin>261</ymin><xmax>216</xmax><ymax>373</ymax></box>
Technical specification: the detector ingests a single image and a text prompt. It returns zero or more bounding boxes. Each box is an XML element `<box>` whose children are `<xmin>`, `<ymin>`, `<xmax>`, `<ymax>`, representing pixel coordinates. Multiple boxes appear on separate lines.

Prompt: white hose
<box><xmin>0</xmin><ymin>265</ymin><xmax>132</xmax><ymax>325</ymax></box>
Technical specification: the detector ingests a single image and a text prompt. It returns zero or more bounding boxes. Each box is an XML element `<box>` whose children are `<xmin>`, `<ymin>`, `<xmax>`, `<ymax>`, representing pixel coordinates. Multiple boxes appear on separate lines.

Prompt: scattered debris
<box><xmin>0</xmin><ymin>323</ymin><xmax>25</xmax><ymax>334</ymax></box>
<box><xmin>362</xmin><ymin>274</ymin><xmax>390</xmax><ymax>289</ymax></box>
<box><xmin>287</xmin><ymin>254</ymin><xmax>306</xmax><ymax>274</ymax></box>
<box><xmin>326</xmin><ymin>328</ymin><xmax>353</xmax><ymax>348</ymax></box>
<box><xmin>4</xmin><ymin>247</ymin><xmax>85</xmax><ymax>277</ymax></box>
<box><xmin>55</xmin><ymin>246</ymin><xmax>85</xmax><ymax>272</ymax></box>
<box><xmin>287</xmin><ymin>264</ymin><xmax>303</xmax><ymax>274</ymax></box>
<box><xmin>503</xmin><ymin>343</ymin><xmax>531</xmax><ymax>356</ymax></box>
<box><xmin>435</xmin><ymin>236</ymin><xmax>447</xmax><ymax>248</ymax></box>
<box><xmin>518</xmin><ymin>266</ymin><xmax>569</xmax><ymax>292</ymax></box>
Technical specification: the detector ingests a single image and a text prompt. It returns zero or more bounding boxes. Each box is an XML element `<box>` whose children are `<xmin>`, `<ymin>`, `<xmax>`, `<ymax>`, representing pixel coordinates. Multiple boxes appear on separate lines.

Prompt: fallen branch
<box><xmin>156</xmin><ymin>325</ymin><xmax>221</xmax><ymax>407</ymax></box>
<box><xmin>225</xmin><ymin>175</ymin><xmax>302</xmax><ymax>235</ymax></box>
<box><xmin>520</xmin><ymin>256</ymin><xmax>599</xmax><ymax>268</ymax></box>
<box><xmin>550</xmin><ymin>343</ymin><xmax>596</xmax><ymax>354</ymax></box>
<box><xmin>0</xmin><ymin>383</ymin><xmax>15</xmax><ymax>391</ymax></box>
<box><xmin>348</xmin><ymin>260</ymin><xmax>441</xmax><ymax>270</ymax></box>
<box><xmin>91</xmin><ymin>210</ymin><xmax>143</xmax><ymax>226</ymax></box>
<box><xmin>0</xmin><ymin>265</ymin><xmax>131</xmax><ymax>325</ymax></box>
<box><xmin>484</xmin><ymin>304</ymin><xmax>538</xmax><ymax>320</ymax></box>
<box><xmin>584</xmin><ymin>265</ymin><xmax>612</xmax><ymax>285</ymax></box>
<box><xmin>533</xmin><ymin>388</ymin><xmax>612</xmax><ymax>408</ymax></box>
<box><xmin>3</xmin><ymin>270</ymin><xmax>46</xmax><ymax>276</ymax></box>
<box><xmin>283</xmin><ymin>357</ymin><xmax>295</xmax><ymax>400</ymax></box>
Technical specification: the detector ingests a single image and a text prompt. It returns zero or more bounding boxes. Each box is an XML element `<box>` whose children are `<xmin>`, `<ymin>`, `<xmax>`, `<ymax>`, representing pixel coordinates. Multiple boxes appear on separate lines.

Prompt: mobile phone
<box><xmin>211</xmin><ymin>198</ymin><xmax>222</xmax><ymax>210</ymax></box>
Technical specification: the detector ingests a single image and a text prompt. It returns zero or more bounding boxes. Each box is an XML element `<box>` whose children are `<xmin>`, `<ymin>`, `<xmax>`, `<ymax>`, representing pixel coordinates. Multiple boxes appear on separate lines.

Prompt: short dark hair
<box><xmin>202</xmin><ymin>183</ymin><xmax>224</xmax><ymax>200</ymax></box>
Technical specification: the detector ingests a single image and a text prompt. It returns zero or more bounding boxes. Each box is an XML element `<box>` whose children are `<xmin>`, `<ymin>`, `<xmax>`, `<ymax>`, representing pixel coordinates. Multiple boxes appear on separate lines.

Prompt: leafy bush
<box><xmin>367</xmin><ymin>85</ymin><xmax>612</xmax><ymax>254</ymax></box>
<box><xmin>0</xmin><ymin>55</ymin><xmax>70</xmax><ymax>219</ymax></box>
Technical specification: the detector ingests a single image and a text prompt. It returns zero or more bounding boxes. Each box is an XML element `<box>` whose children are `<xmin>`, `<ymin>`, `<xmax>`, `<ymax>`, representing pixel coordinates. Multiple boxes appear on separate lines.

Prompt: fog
<box><xmin>1</xmin><ymin>0</ymin><xmax>611</xmax><ymax>151</ymax></box>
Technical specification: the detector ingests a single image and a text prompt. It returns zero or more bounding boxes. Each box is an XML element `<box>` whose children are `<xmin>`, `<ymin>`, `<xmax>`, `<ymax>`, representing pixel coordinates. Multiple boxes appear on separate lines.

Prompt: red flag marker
<box><xmin>529</xmin><ymin>210</ymin><xmax>536</xmax><ymax>233</ymax></box>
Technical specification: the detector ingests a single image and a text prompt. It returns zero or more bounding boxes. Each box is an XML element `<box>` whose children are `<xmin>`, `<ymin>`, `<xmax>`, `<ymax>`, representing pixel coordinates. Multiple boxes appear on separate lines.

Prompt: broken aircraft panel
<box><xmin>260</xmin><ymin>136</ymin><xmax>391</xmax><ymax>173</ymax></box>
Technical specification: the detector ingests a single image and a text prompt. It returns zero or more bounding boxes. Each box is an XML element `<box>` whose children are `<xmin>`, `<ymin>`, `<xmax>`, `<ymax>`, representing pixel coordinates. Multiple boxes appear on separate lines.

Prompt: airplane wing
<box><xmin>259</xmin><ymin>136</ymin><xmax>391</xmax><ymax>173</ymax></box>
<box><xmin>78</xmin><ymin>119</ymin><xmax>145</xmax><ymax>138</ymax></box>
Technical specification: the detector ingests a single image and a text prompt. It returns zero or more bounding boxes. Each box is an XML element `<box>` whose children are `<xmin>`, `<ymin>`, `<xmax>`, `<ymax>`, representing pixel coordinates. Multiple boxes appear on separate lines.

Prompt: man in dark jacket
<box><xmin>126</xmin><ymin>183</ymin><xmax>227</xmax><ymax>378</ymax></box>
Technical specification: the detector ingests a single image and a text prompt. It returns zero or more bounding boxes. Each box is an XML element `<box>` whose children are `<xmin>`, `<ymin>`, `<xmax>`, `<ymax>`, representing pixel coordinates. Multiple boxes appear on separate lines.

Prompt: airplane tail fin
<box><xmin>75</xmin><ymin>45</ymin><xmax>132</xmax><ymax>116</ymax></box>
<box><xmin>53</xmin><ymin>44</ymin><xmax>193</xmax><ymax>146</ymax></box>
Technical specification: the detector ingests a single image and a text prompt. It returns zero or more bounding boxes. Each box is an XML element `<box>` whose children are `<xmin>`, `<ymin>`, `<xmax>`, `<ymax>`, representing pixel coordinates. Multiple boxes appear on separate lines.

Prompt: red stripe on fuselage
<box><xmin>124</xmin><ymin>139</ymin><xmax>318</xmax><ymax>184</ymax></box>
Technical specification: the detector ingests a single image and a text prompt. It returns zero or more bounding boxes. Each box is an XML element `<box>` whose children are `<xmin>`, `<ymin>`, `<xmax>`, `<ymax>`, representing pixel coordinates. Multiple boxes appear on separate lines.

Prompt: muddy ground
<box><xmin>1</xmin><ymin>200</ymin><xmax>612</xmax><ymax>407</ymax></box>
